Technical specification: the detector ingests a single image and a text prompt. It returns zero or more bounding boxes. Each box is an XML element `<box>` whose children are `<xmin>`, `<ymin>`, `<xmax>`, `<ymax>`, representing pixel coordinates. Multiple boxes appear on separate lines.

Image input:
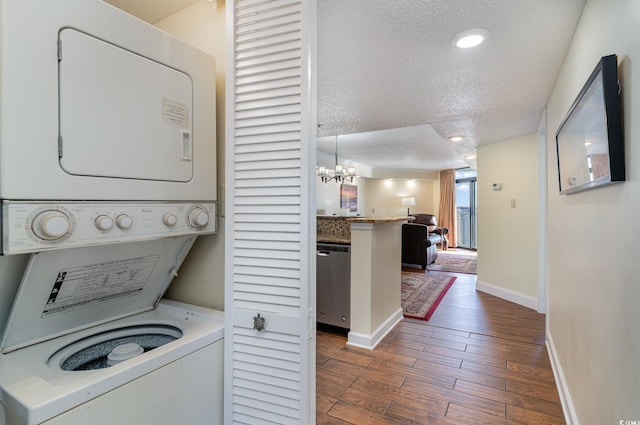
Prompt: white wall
<box><xmin>476</xmin><ymin>134</ymin><xmax>539</xmax><ymax>308</ymax></box>
<box><xmin>545</xmin><ymin>0</ymin><xmax>640</xmax><ymax>423</ymax></box>
<box><xmin>155</xmin><ymin>0</ymin><xmax>226</xmax><ymax>311</ymax></box>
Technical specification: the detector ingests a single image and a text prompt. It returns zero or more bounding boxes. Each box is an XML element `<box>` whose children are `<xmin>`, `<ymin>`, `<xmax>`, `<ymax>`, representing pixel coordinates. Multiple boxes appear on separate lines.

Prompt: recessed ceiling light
<box><xmin>464</xmin><ymin>154</ymin><xmax>476</xmax><ymax>160</ymax></box>
<box><xmin>449</xmin><ymin>135</ymin><xmax>464</xmax><ymax>142</ymax></box>
<box><xmin>451</xmin><ymin>28</ymin><xmax>490</xmax><ymax>49</ymax></box>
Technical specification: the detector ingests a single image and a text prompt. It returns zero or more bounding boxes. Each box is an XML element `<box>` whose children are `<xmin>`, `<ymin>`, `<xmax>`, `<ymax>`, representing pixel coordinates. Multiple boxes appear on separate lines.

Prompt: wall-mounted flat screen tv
<box><xmin>555</xmin><ymin>54</ymin><xmax>625</xmax><ymax>194</ymax></box>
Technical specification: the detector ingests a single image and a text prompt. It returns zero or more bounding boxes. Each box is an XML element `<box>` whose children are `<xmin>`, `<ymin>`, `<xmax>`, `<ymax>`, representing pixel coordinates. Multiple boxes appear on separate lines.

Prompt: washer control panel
<box><xmin>2</xmin><ymin>201</ymin><xmax>216</xmax><ymax>255</ymax></box>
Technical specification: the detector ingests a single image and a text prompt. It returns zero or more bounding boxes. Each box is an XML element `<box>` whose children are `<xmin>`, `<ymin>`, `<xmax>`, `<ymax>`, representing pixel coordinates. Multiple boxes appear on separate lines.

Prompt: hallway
<box><xmin>316</xmin><ymin>269</ymin><xmax>564</xmax><ymax>424</ymax></box>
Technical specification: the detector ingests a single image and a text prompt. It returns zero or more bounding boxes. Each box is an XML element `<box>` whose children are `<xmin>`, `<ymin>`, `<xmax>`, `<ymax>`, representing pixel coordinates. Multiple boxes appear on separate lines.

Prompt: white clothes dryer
<box><xmin>0</xmin><ymin>236</ymin><xmax>224</xmax><ymax>425</ymax></box>
<box><xmin>0</xmin><ymin>0</ymin><xmax>217</xmax><ymax>202</ymax></box>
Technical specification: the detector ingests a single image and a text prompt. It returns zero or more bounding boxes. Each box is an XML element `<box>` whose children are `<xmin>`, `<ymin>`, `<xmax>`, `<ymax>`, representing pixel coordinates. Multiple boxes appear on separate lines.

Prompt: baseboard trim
<box><xmin>475</xmin><ymin>280</ymin><xmax>538</xmax><ymax>310</ymax></box>
<box><xmin>546</xmin><ymin>331</ymin><xmax>578</xmax><ymax>425</ymax></box>
<box><xmin>347</xmin><ymin>308</ymin><xmax>403</xmax><ymax>350</ymax></box>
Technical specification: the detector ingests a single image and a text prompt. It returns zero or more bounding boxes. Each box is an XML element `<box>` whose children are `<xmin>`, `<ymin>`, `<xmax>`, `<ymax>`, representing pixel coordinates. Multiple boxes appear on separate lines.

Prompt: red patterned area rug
<box><xmin>401</xmin><ymin>272</ymin><xmax>456</xmax><ymax>320</ymax></box>
<box><xmin>427</xmin><ymin>251</ymin><xmax>477</xmax><ymax>274</ymax></box>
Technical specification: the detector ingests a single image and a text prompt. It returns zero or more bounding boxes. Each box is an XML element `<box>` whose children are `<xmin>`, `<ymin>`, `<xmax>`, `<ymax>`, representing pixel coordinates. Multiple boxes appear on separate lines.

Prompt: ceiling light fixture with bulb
<box><xmin>317</xmin><ymin>135</ymin><xmax>356</xmax><ymax>184</ymax></box>
<box><xmin>451</xmin><ymin>28</ymin><xmax>490</xmax><ymax>49</ymax></box>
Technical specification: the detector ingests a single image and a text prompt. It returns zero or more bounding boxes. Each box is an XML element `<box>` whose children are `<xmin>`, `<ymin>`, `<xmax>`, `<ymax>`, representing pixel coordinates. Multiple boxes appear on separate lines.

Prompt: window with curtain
<box><xmin>454</xmin><ymin>168</ymin><xmax>477</xmax><ymax>249</ymax></box>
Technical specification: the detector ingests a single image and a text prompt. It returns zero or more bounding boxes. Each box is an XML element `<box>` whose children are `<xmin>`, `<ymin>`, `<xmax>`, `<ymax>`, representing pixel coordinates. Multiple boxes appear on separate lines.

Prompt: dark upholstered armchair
<box><xmin>410</xmin><ymin>214</ymin><xmax>449</xmax><ymax>250</ymax></box>
<box><xmin>401</xmin><ymin>214</ymin><xmax>449</xmax><ymax>269</ymax></box>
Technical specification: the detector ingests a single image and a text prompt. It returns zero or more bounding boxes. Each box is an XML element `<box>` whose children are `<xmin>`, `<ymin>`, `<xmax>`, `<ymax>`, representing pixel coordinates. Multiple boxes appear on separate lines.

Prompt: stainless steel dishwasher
<box><xmin>316</xmin><ymin>243</ymin><xmax>351</xmax><ymax>330</ymax></box>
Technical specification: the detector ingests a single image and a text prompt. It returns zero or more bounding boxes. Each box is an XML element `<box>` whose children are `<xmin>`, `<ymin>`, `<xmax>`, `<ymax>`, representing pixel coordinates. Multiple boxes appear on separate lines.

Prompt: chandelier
<box><xmin>317</xmin><ymin>135</ymin><xmax>356</xmax><ymax>183</ymax></box>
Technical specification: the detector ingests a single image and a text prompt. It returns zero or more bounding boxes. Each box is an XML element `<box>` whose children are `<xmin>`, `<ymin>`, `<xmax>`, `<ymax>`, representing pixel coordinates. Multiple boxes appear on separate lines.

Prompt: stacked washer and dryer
<box><xmin>0</xmin><ymin>1</ymin><xmax>223</xmax><ymax>424</ymax></box>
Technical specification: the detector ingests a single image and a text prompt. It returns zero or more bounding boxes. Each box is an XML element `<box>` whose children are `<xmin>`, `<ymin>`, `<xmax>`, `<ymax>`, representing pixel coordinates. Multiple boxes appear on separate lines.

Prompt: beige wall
<box><xmin>316</xmin><ymin>177</ymin><xmax>367</xmax><ymax>216</ymax></box>
<box><xmin>316</xmin><ymin>177</ymin><xmax>440</xmax><ymax>218</ymax></box>
<box><xmin>476</xmin><ymin>134</ymin><xmax>539</xmax><ymax>305</ymax></box>
<box><xmin>362</xmin><ymin>178</ymin><xmax>439</xmax><ymax>217</ymax></box>
<box><xmin>349</xmin><ymin>222</ymin><xmax>403</xmax><ymax>348</ymax></box>
<box><xmin>545</xmin><ymin>0</ymin><xmax>640</xmax><ymax>423</ymax></box>
<box><xmin>155</xmin><ymin>0</ymin><xmax>226</xmax><ymax>311</ymax></box>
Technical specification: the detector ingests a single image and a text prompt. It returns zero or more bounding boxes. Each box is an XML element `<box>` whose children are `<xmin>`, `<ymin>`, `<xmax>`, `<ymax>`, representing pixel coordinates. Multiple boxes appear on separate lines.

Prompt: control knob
<box><xmin>32</xmin><ymin>210</ymin><xmax>72</xmax><ymax>241</ymax></box>
<box><xmin>187</xmin><ymin>207</ymin><xmax>209</xmax><ymax>229</ymax></box>
<box><xmin>163</xmin><ymin>213</ymin><xmax>178</xmax><ymax>227</ymax></box>
<box><xmin>116</xmin><ymin>214</ymin><xmax>133</xmax><ymax>229</ymax></box>
<box><xmin>94</xmin><ymin>215</ymin><xmax>114</xmax><ymax>231</ymax></box>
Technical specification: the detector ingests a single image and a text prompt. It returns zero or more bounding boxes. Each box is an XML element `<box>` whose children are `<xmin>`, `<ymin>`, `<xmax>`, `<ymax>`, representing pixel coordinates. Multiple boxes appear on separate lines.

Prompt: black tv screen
<box><xmin>555</xmin><ymin>54</ymin><xmax>625</xmax><ymax>194</ymax></box>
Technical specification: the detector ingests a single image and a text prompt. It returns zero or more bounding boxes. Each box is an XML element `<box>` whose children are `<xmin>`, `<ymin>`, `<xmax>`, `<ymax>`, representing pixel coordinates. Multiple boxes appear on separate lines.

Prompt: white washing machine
<box><xmin>0</xmin><ymin>236</ymin><xmax>224</xmax><ymax>425</ymax></box>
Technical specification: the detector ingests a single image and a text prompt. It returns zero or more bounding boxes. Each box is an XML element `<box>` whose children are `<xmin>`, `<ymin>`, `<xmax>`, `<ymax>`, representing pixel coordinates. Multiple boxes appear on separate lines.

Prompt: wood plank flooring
<box><xmin>316</xmin><ymin>259</ymin><xmax>565</xmax><ymax>424</ymax></box>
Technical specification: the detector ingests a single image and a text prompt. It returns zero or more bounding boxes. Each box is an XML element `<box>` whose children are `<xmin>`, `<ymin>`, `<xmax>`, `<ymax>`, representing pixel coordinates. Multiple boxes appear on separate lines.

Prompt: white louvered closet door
<box><xmin>225</xmin><ymin>0</ymin><xmax>316</xmax><ymax>424</ymax></box>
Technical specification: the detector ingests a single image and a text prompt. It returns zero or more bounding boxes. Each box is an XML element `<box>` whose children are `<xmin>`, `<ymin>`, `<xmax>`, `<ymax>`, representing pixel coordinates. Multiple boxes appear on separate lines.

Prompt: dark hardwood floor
<box><xmin>316</xmin><ymin>258</ymin><xmax>565</xmax><ymax>424</ymax></box>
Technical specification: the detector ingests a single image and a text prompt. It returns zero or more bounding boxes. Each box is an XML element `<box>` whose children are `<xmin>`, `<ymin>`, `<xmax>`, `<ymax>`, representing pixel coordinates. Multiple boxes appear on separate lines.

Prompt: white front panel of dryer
<box><xmin>58</xmin><ymin>29</ymin><xmax>193</xmax><ymax>182</ymax></box>
<box><xmin>0</xmin><ymin>0</ymin><xmax>216</xmax><ymax>201</ymax></box>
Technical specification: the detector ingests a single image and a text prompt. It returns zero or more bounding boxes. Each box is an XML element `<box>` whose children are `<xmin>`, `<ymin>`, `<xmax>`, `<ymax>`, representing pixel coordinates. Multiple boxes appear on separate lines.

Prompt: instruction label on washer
<box><xmin>42</xmin><ymin>255</ymin><xmax>161</xmax><ymax>317</ymax></box>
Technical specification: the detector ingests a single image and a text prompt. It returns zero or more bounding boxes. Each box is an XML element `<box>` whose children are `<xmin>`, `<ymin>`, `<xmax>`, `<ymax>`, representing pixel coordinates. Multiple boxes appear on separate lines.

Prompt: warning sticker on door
<box><xmin>163</xmin><ymin>98</ymin><xmax>189</xmax><ymax>127</ymax></box>
<box><xmin>42</xmin><ymin>255</ymin><xmax>160</xmax><ymax>317</ymax></box>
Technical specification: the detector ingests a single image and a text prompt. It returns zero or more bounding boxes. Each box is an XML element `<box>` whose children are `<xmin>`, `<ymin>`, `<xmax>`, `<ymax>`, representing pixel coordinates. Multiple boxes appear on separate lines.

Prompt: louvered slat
<box><xmin>226</xmin><ymin>0</ymin><xmax>314</xmax><ymax>423</ymax></box>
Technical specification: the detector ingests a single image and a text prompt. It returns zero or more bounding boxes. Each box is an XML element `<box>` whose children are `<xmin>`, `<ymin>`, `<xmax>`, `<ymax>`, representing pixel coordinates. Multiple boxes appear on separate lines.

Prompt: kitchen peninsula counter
<box><xmin>317</xmin><ymin>215</ymin><xmax>413</xmax><ymax>350</ymax></box>
<box><xmin>348</xmin><ymin>216</ymin><xmax>413</xmax><ymax>224</ymax></box>
<box><xmin>348</xmin><ymin>217</ymin><xmax>410</xmax><ymax>349</ymax></box>
<box><xmin>316</xmin><ymin>216</ymin><xmax>411</xmax><ymax>244</ymax></box>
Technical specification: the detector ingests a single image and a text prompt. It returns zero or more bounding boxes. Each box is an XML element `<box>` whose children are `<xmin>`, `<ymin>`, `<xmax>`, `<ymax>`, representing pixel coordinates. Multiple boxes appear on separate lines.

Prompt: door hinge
<box><xmin>57</xmin><ymin>39</ymin><xmax>62</xmax><ymax>61</ymax></box>
<box><xmin>58</xmin><ymin>136</ymin><xmax>63</xmax><ymax>158</ymax></box>
<box><xmin>308</xmin><ymin>307</ymin><xmax>315</xmax><ymax>340</ymax></box>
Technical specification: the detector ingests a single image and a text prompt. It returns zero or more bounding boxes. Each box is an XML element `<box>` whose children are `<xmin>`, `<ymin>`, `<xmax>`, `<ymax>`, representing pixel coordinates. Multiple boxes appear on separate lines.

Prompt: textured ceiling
<box><xmin>316</xmin><ymin>124</ymin><xmax>467</xmax><ymax>173</ymax></box>
<box><xmin>106</xmin><ymin>0</ymin><xmax>586</xmax><ymax>174</ymax></box>
<box><xmin>317</xmin><ymin>0</ymin><xmax>586</xmax><ymax>172</ymax></box>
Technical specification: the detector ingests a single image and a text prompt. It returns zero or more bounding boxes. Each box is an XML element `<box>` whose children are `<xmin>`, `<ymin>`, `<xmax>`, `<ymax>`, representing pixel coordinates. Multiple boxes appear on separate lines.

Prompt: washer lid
<box><xmin>0</xmin><ymin>235</ymin><xmax>196</xmax><ymax>353</ymax></box>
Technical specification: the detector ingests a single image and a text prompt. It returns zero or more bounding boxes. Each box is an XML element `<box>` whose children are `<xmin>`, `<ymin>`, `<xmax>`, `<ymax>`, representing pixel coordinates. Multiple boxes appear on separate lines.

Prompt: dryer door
<box><xmin>58</xmin><ymin>28</ymin><xmax>194</xmax><ymax>182</ymax></box>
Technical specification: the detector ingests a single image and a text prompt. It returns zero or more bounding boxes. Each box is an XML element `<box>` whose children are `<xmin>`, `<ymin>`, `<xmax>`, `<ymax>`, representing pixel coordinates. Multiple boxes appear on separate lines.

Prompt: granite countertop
<box><xmin>317</xmin><ymin>215</ymin><xmax>414</xmax><ymax>222</ymax></box>
<box><xmin>317</xmin><ymin>216</ymin><xmax>413</xmax><ymax>243</ymax></box>
<box><xmin>317</xmin><ymin>237</ymin><xmax>351</xmax><ymax>244</ymax></box>
<box><xmin>347</xmin><ymin>216</ymin><xmax>414</xmax><ymax>224</ymax></box>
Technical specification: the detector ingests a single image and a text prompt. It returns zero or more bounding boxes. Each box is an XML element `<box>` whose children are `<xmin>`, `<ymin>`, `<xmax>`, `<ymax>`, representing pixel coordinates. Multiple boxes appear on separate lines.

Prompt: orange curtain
<box><xmin>438</xmin><ymin>169</ymin><xmax>457</xmax><ymax>248</ymax></box>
